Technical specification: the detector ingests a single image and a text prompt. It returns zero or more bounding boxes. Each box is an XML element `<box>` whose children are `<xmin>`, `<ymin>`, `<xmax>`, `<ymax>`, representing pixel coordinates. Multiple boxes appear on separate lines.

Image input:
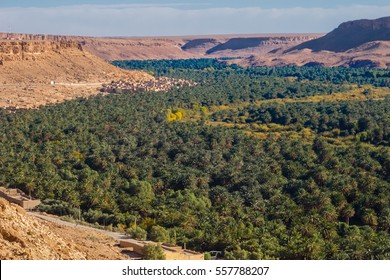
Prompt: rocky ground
<box><xmin>0</xmin><ymin>39</ymin><xmax>154</xmax><ymax>109</ymax></box>
<box><xmin>0</xmin><ymin>198</ymin><xmax>128</xmax><ymax>260</ymax></box>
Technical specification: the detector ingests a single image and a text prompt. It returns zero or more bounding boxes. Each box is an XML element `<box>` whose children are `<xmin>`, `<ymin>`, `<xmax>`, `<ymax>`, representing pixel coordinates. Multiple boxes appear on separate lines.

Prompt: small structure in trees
<box><xmin>0</xmin><ymin>187</ymin><xmax>41</xmax><ymax>209</ymax></box>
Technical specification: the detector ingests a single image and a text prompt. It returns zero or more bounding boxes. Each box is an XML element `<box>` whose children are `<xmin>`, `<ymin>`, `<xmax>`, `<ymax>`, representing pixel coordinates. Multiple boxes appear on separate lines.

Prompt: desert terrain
<box><xmin>242</xmin><ymin>16</ymin><xmax>390</xmax><ymax>68</ymax></box>
<box><xmin>0</xmin><ymin>32</ymin><xmax>322</xmax><ymax>61</ymax></box>
<box><xmin>2</xmin><ymin>17</ymin><xmax>389</xmax><ymax>110</ymax></box>
<box><xmin>0</xmin><ymin>39</ymin><xmax>153</xmax><ymax>109</ymax></box>
<box><xmin>0</xmin><ymin>15</ymin><xmax>390</xmax><ymax>261</ymax></box>
<box><xmin>0</xmin><ymin>198</ymin><xmax>128</xmax><ymax>260</ymax></box>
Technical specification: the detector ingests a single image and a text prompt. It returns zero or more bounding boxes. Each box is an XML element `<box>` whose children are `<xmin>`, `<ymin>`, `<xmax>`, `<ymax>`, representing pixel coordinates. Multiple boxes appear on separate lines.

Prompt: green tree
<box><xmin>143</xmin><ymin>244</ymin><xmax>166</xmax><ymax>260</ymax></box>
<box><xmin>149</xmin><ymin>225</ymin><xmax>169</xmax><ymax>242</ymax></box>
<box><xmin>127</xmin><ymin>227</ymin><xmax>147</xmax><ymax>240</ymax></box>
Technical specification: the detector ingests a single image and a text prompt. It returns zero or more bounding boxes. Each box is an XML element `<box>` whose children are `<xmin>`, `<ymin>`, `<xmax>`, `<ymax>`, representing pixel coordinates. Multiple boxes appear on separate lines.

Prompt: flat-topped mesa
<box><xmin>0</xmin><ymin>40</ymin><xmax>82</xmax><ymax>62</ymax></box>
<box><xmin>204</xmin><ymin>35</ymin><xmax>321</xmax><ymax>55</ymax></box>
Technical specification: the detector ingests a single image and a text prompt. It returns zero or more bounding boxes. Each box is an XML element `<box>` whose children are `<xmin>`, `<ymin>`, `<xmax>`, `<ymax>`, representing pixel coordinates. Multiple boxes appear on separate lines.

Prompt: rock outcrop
<box><xmin>0</xmin><ymin>198</ymin><xmax>86</xmax><ymax>260</ymax></box>
<box><xmin>0</xmin><ymin>198</ymin><xmax>129</xmax><ymax>260</ymax></box>
<box><xmin>0</xmin><ymin>40</ymin><xmax>82</xmax><ymax>62</ymax></box>
<box><xmin>289</xmin><ymin>16</ymin><xmax>390</xmax><ymax>52</ymax></box>
<box><xmin>81</xmin><ymin>34</ymin><xmax>321</xmax><ymax>60</ymax></box>
<box><xmin>205</xmin><ymin>35</ymin><xmax>318</xmax><ymax>55</ymax></box>
<box><xmin>235</xmin><ymin>17</ymin><xmax>390</xmax><ymax>68</ymax></box>
<box><xmin>0</xmin><ymin>32</ymin><xmax>322</xmax><ymax>62</ymax></box>
<box><xmin>0</xmin><ymin>38</ymin><xmax>153</xmax><ymax>84</ymax></box>
<box><xmin>0</xmin><ymin>38</ymin><xmax>154</xmax><ymax>109</ymax></box>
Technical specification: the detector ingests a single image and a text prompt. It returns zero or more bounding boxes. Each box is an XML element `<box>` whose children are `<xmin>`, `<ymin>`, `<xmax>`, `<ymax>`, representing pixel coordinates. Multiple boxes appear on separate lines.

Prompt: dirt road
<box><xmin>27</xmin><ymin>212</ymin><xmax>128</xmax><ymax>241</ymax></box>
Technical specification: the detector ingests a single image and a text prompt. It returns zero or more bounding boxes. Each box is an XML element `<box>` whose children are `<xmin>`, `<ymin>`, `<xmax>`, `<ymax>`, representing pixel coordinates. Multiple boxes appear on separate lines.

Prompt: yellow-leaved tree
<box><xmin>166</xmin><ymin>108</ymin><xmax>185</xmax><ymax>122</ymax></box>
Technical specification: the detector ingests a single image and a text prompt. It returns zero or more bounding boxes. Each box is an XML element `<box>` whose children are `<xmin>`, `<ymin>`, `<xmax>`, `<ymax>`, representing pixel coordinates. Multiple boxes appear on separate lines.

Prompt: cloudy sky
<box><xmin>1</xmin><ymin>1</ymin><xmax>390</xmax><ymax>36</ymax></box>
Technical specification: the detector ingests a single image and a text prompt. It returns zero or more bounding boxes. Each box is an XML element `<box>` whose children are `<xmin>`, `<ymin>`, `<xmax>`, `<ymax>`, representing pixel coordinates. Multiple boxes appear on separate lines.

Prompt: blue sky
<box><xmin>0</xmin><ymin>1</ymin><xmax>390</xmax><ymax>36</ymax></box>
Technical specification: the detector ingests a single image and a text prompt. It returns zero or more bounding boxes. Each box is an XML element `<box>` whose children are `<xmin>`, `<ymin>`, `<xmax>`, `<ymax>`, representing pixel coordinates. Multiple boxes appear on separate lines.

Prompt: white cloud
<box><xmin>1</xmin><ymin>4</ymin><xmax>390</xmax><ymax>36</ymax></box>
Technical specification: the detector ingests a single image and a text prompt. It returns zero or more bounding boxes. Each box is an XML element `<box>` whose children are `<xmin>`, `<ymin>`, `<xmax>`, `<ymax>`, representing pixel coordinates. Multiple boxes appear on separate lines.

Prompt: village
<box><xmin>100</xmin><ymin>76</ymin><xmax>198</xmax><ymax>94</ymax></box>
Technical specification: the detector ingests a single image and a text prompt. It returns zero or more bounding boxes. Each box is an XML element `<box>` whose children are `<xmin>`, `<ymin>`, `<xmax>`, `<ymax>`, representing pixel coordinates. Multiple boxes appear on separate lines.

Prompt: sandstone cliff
<box><xmin>236</xmin><ymin>17</ymin><xmax>390</xmax><ymax>68</ymax></box>
<box><xmin>0</xmin><ymin>38</ymin><xmax>154</xmax><ymax>109</ymax></box>
<box><xmin>0</xmin><ymin>32</ymin><xmax>322</xmax><ymax>62</ymax></box>
<box><xmin>0</xmin><ymin>39</ymin><xmax>152</xmax><ymax>84</ymax></box>
<box><xmin>0</xmin><ymin>40</ymin><xmax>82</xmax><ymax>62</ymax></box>
<box><xmin>77</xmin><ymin>34</ymin><xmax>322</xmax><ymax>61</ymax></box>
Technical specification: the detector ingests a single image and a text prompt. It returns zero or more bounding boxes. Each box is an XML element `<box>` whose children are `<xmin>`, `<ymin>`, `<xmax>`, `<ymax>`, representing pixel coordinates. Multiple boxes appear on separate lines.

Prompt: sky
<box><xmin>0</xmin><ymin>1</ymin><xmax>390</xmax><ymax>36</ymax></box>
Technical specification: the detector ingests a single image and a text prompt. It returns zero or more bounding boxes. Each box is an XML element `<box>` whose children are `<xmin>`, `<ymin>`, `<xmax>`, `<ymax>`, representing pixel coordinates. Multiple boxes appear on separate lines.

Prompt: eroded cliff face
<box><xmin>0</xmin><ymin>37</ymin><xmax>152</xmax><ymax>84</ymax></box>
<box><xmin>203</xmin><ymin>35</ymin><xmax>321</xmax><ymax>55</ymax></box>
<box><xmin>289</xmin><ymin>16</ymin><xmax>390</xmax><ymax>52</ymax></box>
<box><xmin>0</xmin><ymin>36</ymin><xmax>154</xmax><ymax>109</ymax></box>
<box><xmin>0</xmin><ymin>33</ymin><xmax>71</xmax><ymax>41</ymax></box>
<box><xmin>0</xmin><ymin>32</ymin><xmax>322</xmax><ymax>61</ymax></box>
<box><xmin>77</xmin><ymin>34</ymin><xmax>323</xmax><ymax>60</ymax></box>
<box><xmin>0</xmin><ymin>40</ymin><xmax>82</xmax><ymax>62</ymax></box>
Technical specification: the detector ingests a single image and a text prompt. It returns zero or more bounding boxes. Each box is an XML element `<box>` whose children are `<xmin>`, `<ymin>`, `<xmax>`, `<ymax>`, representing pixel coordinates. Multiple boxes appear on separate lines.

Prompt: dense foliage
<box><xmin>211</xmin><ymin>99</ymin><xmax>390</xmax><ymax>146</ymax></box>
<box><xmin>114</xmin><ymin>59</ymin><xmax>390</xmax><ymax>87</ymax></box>
<box><xmin>1</xmin><ymin>60</ymin><xmax>390</xmax><ymax>259</ymax></box>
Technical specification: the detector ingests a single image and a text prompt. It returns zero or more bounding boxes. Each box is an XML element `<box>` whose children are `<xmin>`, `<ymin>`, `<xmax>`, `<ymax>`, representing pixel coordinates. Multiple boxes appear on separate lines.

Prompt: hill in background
<box><xmin>0</xmin><ymin>38</ymin><xmax>153</xmax><ymax>109</ymax></box>
<box><xmin>289</xmin><ymin>16</ymin><xmax>390</xmax><ymax>52</ymax></box>
<box><xmin>238</xmin><ymin>16</ymin><xmax>390</xmax><ymax>68</ymax></box>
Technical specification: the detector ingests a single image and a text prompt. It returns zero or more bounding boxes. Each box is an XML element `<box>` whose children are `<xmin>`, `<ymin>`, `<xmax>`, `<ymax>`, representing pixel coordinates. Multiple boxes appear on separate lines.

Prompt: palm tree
<box><xmin>340</xmin><ymin>204</ymin><xmax>355</xmax><ymax>225</ymax></box>
<box><xmin>362</xmin><ymin>208</ymin><xmax>378</xmax><ymax>228</ymax></box>
<box><xmin>26</xmin><ymin>180</ymin><xmax>36</xmax><ymax>200</ymax></box>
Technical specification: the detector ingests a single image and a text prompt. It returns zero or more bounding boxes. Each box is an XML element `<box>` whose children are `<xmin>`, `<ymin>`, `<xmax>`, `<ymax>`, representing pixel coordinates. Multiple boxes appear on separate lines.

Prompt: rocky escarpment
<box><xmin>0</xmin><ymin>40</ymin><xmax>82</xmax><ymax>62</ymax></box>
<box><xmin>205</xmin><ymin>35</ymin><xmax>319</xmax><ymax>55</ymax></box>
<box><xmin>0</xmin><ymin>33</ymin><xmax>72</xmax><ymax>41</ymax></box>
<box><xmin>0</xmin><ymin>38</ymin><xmax>153</xmax><ymax>84</ymax></box>
<box><xmin>0</xmin><ymin>37</ymin><xmax>154</xmax><ymax>109</ymax></box>
<box><xmin>0</xmin><ymin>32</ymin><xmax>322</xmax><ymax>61</ymax></box>
<box><xmin>233</xmin><ymin>17</ymin><xmax>390</xmax><ymax>69</ymax></box>
<box><xmin>181</xmin><ymin>38</ymin><xmax>220</xmax><ymax>51</ymax></box>
<box><xmin>289</xmin><ymin>16</ymin><xmax>390</xmax><ymax>52</ymax></box>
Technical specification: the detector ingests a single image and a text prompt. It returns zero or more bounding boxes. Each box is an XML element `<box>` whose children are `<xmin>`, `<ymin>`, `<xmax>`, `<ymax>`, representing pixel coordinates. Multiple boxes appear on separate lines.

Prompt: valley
<box><xmin>1</xmin><ymin>15</ymin><xmax>390</xmax><ymax>260</ymax></box>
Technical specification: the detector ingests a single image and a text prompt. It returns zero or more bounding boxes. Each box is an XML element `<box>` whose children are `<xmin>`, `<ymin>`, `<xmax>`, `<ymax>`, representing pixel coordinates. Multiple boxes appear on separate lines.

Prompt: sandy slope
<box><xmin>238</xmin><ymin>40</ymin><xmax>390</xmax><ymax>68</ymax></box>
<box><xmin>0</xmin><ymin>198</ymin><xmax>128</xmax><ymax>260</ymax></box>
<box><xmin>0</xmin><ymin>40</ymin><xmax>154</xmax><ymax>109</ymax></box>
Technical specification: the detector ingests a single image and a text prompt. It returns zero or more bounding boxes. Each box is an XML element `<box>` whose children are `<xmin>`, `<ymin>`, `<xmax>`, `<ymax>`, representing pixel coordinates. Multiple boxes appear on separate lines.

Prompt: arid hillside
<box><xmin>0</xmin><ymin>32</ymin><xmax>322</xmax><ymax>61</ymax></box>
<box><xmin>289</xmin><ymin>16</ymin><xmax>390</xmax><ymax>52</ymax></box>
<box><xmin>237</xmin><ymin>40</ymin><xmax>390</xmax><ymax>68</ymax></box>
<box><xmin>2</xmin><ymin>16</ymin><xmax>390</xmax><ymax>70</ymax></box>
<box><xmin>1</xmin><ymin>16</ymin><xmax>389</xmax><ymax>110</ymax></box>
<box><xmin>238</xmin><ymin>17</ymin><xmax>390</xmax><ymax>68</ymax></box>
<box><xmin>0</xmin><ymin>39</ymin><xmax>153</xmax><ymax>109</ymax></box>
<box><xmin>79</xmin><ymin>34</ymin><xmax>322</xmax><ymax>61</ymax></box>
<box><xmin>0</xmin><ymin>198</ymin><xmax>127</xmax><ymax>260</ymax></box>
<box><xmin>0</xmin><ymin>39</ymin><xmax>151</xmax><ymax>83</ymax></box>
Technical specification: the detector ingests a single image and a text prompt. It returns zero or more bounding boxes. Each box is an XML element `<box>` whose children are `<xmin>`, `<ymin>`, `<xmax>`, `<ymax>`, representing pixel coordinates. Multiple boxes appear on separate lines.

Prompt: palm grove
<box><xmin>1</xmin><ymin>60</ymin><xmax>389</xmax><ymax>259</ymax></box>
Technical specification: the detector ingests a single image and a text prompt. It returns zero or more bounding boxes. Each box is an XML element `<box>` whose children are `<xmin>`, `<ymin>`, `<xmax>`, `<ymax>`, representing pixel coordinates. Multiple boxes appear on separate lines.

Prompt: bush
<box><xmin>143</xmin><ymin>244</ymin><xmax>166</xmax><ymax>260</ymax></box>
<box><xmin>148</xmin><ymin>225</ymin><xmax>169</xmax><ymax>242</ymax></box>
<box><xmin>126</xmin><ymin>227</ymin><xmax>147</xmax><ymax>240</ymax></box>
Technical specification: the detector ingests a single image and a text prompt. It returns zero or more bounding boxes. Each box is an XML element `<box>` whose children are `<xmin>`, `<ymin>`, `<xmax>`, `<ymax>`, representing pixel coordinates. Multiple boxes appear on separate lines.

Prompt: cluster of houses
<box><xmin>100</xmin><ymin>77</ymin><xmax>197</xmax><ymax>94</ymax></box>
